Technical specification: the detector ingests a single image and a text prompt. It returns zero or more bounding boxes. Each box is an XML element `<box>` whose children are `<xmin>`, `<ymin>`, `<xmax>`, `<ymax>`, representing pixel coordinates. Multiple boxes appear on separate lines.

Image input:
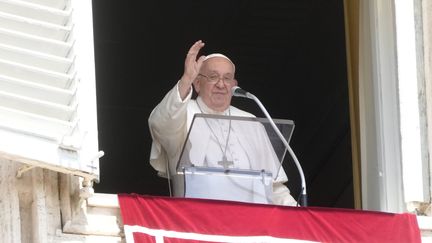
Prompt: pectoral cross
<box><xmin>217</xmin><ymin>155</ymin><xmax>234</xmax><ymax>169</ymax></box>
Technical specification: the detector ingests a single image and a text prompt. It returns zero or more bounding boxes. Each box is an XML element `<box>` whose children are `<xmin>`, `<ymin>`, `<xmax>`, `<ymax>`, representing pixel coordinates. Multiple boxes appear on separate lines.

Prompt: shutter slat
<box><xmin>0</xmin><ymin>27</ymin><xmax>72</xmax><ymax>57</ymax></box>
<box><xmin>0</xmin><ymin>59</ymin><xmax>74</xmax><ymax>88</ymax></box>
<box><xmin>0</xmin><ymin>90</ymin><xmax>75</xmax><ymax>121</ymax></box>
<box><xmin>0</xmin><ymin>43</ymin><xmax>73</xmax><ymax>73</ymax></box>
<box><xmin>0</xmin><ymin>11</ymin><xmax>71</xmax><ymax>41</ymax></box>
<box><xmin>0</xmin><ymin>106</ymin><xmax>73</xmax><ymax>140</ymax></box>
<box><xmin>0</xmin><ymin>0</ymin><xmax>71</xmax><ymax>25</ymax></box>
<box><xmin>0</xmin><ymin>74</ymin><xmax>75</xmax><ymax>104</ymax></box>
<box><xmin>20</xmin><ymin>0</ymin><xmax>69</xmax><ymax>10</ymax></box>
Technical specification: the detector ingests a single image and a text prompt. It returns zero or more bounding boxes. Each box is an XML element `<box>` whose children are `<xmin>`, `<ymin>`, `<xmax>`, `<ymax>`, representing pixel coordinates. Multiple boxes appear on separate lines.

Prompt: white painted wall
<box><xmin>359</xmin><ymin>0</ymin><xmax>405</xmax><ymax>213</ymax></box>
<box><xmin>358</xmin><ymin>0</ymin><xmax>431</xmax><ymax>239</ymax></box>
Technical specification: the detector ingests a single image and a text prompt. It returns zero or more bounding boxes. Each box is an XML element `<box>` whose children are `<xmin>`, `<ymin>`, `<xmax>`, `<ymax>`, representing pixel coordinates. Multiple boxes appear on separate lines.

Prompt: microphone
<box><xmin>231</xmin><ymin>86</ymin><xmax>252</xmax><ymax>98</ymax></box>
<box><xmin>231</xmin><ymin>86</ymin><xmax>308</xmax><ymax>206</ymax></box>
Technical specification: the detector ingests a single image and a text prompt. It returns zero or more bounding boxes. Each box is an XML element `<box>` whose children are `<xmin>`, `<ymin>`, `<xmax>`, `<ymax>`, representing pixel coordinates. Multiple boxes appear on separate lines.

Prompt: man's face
<box><xmin>194</xmin><ymin>57</ymin><xmax>237</xmax><ymax>112</ymax></box>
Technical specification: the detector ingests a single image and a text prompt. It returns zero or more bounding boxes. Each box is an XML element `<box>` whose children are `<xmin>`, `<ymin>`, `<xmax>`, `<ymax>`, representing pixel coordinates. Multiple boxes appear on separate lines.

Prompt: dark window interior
<box><xmin>92</xmin><ymin>0</ymin><xmax>354</xmax><ymax>208</ymax></box>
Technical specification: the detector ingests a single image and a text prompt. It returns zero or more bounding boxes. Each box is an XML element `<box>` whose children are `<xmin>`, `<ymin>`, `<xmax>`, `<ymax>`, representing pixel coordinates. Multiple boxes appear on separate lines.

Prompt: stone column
<box><xmin>0</xmin><ymin>159</ymin><xmax>22</xmax><ymax>242</ymax></box>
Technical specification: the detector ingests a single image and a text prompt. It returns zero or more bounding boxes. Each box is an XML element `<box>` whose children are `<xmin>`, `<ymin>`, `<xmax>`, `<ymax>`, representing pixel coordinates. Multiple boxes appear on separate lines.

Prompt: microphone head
<box><xmin>231</xmin><ymin>86</ymin><xmax>241</xmax><ymax>96</ymax></box>
<box><xmin>231</xmin><ymin>86</ymin><xmax>251</xmax><ymax>98</ymax></box>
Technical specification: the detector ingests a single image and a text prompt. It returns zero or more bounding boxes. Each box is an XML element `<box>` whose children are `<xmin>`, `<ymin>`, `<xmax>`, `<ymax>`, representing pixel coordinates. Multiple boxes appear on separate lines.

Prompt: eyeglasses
<box><xmin>198</xmin><ymin>73</ymin><xmax>235</xmax><ymax>84</ymax></box>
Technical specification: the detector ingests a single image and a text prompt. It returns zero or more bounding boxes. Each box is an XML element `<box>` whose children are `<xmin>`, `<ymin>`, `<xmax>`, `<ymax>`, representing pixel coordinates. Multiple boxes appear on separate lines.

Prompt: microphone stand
<box><xmin>233</xmin><ymin>87</ymin><xmax>308</xmax><ymax>206</ymax></box>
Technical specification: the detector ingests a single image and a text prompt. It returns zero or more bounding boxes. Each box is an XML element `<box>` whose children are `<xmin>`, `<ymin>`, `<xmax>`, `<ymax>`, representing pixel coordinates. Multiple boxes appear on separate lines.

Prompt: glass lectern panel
<box><xmin>176</xmin><ymin>114</ymin><xmax>294</xmax><ymax>180</ymax></box>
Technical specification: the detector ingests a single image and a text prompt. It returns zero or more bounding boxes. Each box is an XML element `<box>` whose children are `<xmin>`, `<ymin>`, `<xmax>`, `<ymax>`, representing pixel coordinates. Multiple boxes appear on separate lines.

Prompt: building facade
<box><xmin>0</xmin><ymin>0</ymin><xmax>431</xmax><ymax>242</ymax></box>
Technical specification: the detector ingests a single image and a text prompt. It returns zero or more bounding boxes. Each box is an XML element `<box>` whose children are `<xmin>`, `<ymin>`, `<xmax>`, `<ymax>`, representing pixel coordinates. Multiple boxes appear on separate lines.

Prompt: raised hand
<box><xmin>179</xmin><ymin>40</ymin><xmax>205</xmax><ymax>99</ymax></box>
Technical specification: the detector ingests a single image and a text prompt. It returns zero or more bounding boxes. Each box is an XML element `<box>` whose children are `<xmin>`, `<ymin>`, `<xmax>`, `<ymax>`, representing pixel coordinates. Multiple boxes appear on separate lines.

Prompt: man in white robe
<box><xmin>148</xmin><ymin>40</ymin><xmax>297</xmax><ymax>206</ymax></box>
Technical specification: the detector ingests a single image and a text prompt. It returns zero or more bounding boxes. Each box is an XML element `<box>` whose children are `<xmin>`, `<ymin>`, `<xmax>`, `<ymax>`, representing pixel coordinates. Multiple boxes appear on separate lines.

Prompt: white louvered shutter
<box><xmin>0</xmin><ymin>0</ymin><xmax>101</xmax><ymax>180</ymax></box>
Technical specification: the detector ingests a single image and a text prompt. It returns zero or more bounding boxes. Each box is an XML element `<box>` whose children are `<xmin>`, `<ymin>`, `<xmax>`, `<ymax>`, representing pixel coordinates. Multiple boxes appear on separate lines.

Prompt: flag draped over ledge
<box><xmin>118</xmin><ymin>194</ymin><xmax>421</xmax><ymax>243</ymax></box>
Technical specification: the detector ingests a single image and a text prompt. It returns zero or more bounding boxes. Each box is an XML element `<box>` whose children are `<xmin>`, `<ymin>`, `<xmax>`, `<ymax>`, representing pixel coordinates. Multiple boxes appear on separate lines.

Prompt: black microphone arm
<box><xmin>231</xmin><ymin>86</ymin><xmax>307</xmax><ymax>206</ymax></box>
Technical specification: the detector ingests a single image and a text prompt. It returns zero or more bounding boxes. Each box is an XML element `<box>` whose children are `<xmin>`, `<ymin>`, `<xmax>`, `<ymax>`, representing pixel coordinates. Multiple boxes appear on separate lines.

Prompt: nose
<box><xmin>215</xmin><ymin>78</ymin><xmax>226</xmax><ymax>88</ymax></box>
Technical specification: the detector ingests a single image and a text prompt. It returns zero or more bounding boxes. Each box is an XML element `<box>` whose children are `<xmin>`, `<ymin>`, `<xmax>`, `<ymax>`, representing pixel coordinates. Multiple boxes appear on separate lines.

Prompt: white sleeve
<box><xmin>148</xmin><ymin>82</ymin><xmax>192</xmax><ymax>177</ymax></box>
<box><xmin>272</xmin><ymin>182</ymin><xmax>298</xmax><ymax>206</ymax></box>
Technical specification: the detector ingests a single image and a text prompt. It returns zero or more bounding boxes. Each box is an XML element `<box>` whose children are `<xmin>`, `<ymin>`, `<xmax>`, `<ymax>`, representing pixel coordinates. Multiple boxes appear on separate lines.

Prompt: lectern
<box><xmin>176</xmin><ymin>113</ymin><xmax>294</xmax><ymax>204</ymax></box>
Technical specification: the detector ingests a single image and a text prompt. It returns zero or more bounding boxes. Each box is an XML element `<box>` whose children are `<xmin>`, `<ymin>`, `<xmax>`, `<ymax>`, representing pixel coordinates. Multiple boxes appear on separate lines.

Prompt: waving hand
<box><xmin>179</xmin><ymin>40</ymin><xmax>205</xmax><ymax>99</ymax></box>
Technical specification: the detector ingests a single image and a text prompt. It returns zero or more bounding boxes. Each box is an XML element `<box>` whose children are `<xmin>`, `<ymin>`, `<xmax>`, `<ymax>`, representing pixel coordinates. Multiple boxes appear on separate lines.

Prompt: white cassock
<box><xmin>148</xmin><ymin>82</ymin><xmax>297</xmax><ymax>206</ymax></box>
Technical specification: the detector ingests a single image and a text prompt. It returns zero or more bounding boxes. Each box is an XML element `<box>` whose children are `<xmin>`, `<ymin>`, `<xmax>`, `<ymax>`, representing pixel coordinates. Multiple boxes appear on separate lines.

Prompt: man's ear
<box><xmin>233</xmin><ymin>79</ymin><xmax>238</xmax><ymax>87</ymax></box>
<box><xmin>193</xmin><ymin>78</ymin><xmax>201</xmax><ymax>93</ymax></box>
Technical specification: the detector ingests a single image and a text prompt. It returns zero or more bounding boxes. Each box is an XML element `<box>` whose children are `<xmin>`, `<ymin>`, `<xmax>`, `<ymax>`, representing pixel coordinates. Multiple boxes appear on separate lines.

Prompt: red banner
<box><xmin>118</xmin><ymin>194</ymin><xmax>421</xmax><ymax>243</ymax></box>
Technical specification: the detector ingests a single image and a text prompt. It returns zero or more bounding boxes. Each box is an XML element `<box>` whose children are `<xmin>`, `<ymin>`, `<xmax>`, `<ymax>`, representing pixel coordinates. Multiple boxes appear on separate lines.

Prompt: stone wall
<box><xmin>0</xmin><ymin>158</ymin><xmax>123</xmax><ymax>243</ymax></box>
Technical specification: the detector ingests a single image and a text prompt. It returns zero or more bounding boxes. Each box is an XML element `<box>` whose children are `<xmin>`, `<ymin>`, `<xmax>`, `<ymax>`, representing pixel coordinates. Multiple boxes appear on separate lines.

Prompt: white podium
<box><xmin>176</xmin><ymin>114</ymin><xmax>294</xmax><ymax>204</ymax></box>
